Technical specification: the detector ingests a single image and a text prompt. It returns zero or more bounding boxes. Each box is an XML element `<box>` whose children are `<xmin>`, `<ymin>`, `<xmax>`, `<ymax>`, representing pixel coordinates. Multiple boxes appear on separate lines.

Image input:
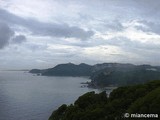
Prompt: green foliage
<box><xmin>49</xmin><ymin>80</ymin><xmax>160</xmax><ymax>120</ymax></box>
<box><xmin>128</xmin><ymin>87</ymin><xmax>160</xmax><ymax>113</ymax></box>
<box><xmin>30</xmin><ymin>63</ymin><xmax>160</xmax><ymax>87</ymax></box>
<box><xmin>90</xmin><ymin>65</ymin><xmax>160</xmax><ymax>87</ymax></box>
<box><xmin>49</xmin><ymin>104</ymin><xmax>67</xmax><ymax>120</ymax></box>
<box><xmin>42</xmin><ymin>63</ymin><xmax>93</xmax><ymax>76</ymax></box>
<box><xmin>74</xmin><ymin>91</ymin><xmax>107</xmax><ymax>109</ymax></box>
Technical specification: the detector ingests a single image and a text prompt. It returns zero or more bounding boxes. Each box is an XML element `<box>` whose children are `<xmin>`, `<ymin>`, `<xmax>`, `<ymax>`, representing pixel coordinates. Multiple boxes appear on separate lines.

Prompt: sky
<box><xmin>0</xmin><ymin>0</ymin><xmax>160</xmax><ymax>69</ymax></box>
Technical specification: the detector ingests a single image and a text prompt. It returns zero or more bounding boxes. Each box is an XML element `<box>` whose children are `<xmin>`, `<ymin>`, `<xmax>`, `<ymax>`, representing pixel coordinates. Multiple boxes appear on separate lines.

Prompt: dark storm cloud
<box><xmin>11</xmin><ymin>35</ymin><xmax>26</xmax><ymax>44</ymax></box>
<box><xmin>0</xmin><ymin>9</ymin><xmax>94</xmax><ymax>40</ymax></box>
<box><xmin>0</xmin><ymin>21</ymin><xmax>26</xmax><ymax>49</ymax></box>
<box><xmin>0</xmin><ymin>22</ymin><xmax>14</xmax><ymax>49</ymax></box>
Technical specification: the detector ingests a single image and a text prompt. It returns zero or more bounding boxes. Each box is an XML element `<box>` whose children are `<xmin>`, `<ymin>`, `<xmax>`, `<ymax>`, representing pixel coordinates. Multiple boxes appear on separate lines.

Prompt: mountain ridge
<box><xmin>29</xmin><ymin>63</ymin><xmax>93</xmax><ymax>76</ymax></box>
<box><xmin>29</xmin><ymin>62</ymin><xmax>160</xmax><ymax>87</ymax></box>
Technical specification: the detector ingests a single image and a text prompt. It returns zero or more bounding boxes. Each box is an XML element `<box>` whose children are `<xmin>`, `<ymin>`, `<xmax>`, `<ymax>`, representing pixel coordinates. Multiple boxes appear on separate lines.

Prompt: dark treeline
<box><xmin>49</xmin><ymin>80</ymin><xmax>160</xmax><ymax>120</ymax></box>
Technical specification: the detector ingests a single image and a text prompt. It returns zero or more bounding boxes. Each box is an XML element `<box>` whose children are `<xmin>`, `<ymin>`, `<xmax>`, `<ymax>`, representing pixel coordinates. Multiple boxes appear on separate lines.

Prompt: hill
<box><xmin>29</xmin><ymin>63</ymin><xmax>160</xmax><ymax>87</ymax></box>
<box><xmin>48</xmin><ymin>80</ymin><xmax>160</xmax><ymax>120</ymax></box>
<box><xmin>89</xmin><ymin>63</ymin><xmax>160</xmax><ymax>87</ymax></box>
<box><xmin>29</xmin><ymin>63</ymin><xmax>93</xmax><ymax>76</ymax></box>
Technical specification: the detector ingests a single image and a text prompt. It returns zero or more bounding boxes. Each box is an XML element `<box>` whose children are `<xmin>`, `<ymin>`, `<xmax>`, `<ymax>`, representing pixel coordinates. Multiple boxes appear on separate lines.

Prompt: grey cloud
<box><xmin>0</xmin><ymin>9</ymin><xmax>94</xmax><ymax>40</ymax></box>
<box><xmin>135</xmin><ymin>20</ymin><xmax>160</xmax><ymax>35</ymax></box>
<box><xmin>106</xmin><ymin>37</ymin><xmax>160</xmax><ymax>50</ymax></box>
<box><xmin>11</xmin><ymin>35</ymin><xmax>26</xmax><ymax>44</ymax></box>
<box><xmin>31</xmin><ymin>23</ymin><xmax>94</xmax><ymax>40</ymax></box>
<box><xmin>0</xmin><ymin>22</ymin><xmax>14</xmax><ymax>49</ymax></box>
<box><xmin>89</xmin><ymin>18</ymin><xmax>125</xmax><ymax>33</ymax></box>
<box><xmin>103</xmin><ymin>20</ymin><xmax>124</xmax><ymax>31</ymax></box>
<box><xmin>26</xmin><ymin>43</ymin><xmax>47</xmax><ymax>51</ymax></box>
<box><xmin>134</xmin><ymin>0</ymin><xmax>160</xmax><ymax>14</ymax></box>
<box><xmin>0</xmin><ymin>21</ymin><xmax>26</xmax><ymax>49</ymax></box>
<box><xmin>102</xmin><ymin>36</ymin><xmax>160</xmax><ymax>65</ymax></box>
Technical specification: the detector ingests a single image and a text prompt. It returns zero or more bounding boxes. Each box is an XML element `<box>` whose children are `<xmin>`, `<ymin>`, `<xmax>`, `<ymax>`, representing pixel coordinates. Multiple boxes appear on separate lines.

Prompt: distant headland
<box><xmin>29</xmin><ymin>63</ymin><xmax>160</xmax><ymax>88</ymax></box>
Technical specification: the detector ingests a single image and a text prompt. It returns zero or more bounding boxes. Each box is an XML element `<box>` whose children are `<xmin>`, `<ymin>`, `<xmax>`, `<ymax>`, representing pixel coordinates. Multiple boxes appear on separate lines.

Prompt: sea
<box><xmin>0</xmin><ymin>71</ymin><xmax>113</xmax><ymax>120</ymax></box>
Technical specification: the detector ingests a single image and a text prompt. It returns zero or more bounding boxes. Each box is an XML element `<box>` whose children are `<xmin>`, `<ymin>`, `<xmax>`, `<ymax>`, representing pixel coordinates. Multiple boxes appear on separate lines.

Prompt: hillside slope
<box><xmin>29</xmin><ymin>63</ymin><xmax>93</xmax><ymax>76</ymax></box>
<box><xmin>49</xmin><ymin>80</ymin><xmax>160</xmax><ymax>120</ymax></box>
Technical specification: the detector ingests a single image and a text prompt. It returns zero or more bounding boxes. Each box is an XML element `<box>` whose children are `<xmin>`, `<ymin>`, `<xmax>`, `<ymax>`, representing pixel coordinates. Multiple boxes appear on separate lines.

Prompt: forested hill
<box><xmin>30</xmin><ymin>63</ymin><xmax>160</xmax><ymax>87</ymax></box>
<box><xmin>29</xmin><ymin>63</ymin><xmax>93</xmax><ymax>76</ymax></box>
<box><xmin>49</xmin><ymin>80</ymin><xmax>160</xmax><ymax>120</ymax></box>
<box><xmin>89</xmin><ymin>64</ymin><xmax>160</xmax><ymax>87</ymax></box>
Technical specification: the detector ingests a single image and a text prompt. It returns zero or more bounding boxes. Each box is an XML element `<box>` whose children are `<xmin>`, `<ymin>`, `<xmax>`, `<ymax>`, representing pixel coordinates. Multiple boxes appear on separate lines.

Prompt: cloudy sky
<box><xmin>0</xmin><ymin>0</ymin><xmax>160</xmax><ymax>69</ymax></box>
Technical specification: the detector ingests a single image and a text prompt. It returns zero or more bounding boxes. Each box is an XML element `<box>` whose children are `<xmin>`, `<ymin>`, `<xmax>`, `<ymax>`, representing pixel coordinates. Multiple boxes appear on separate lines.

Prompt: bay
<box><xmin>0</xmin><ymin>71</ymin><xmax>99</xmax><ymax>120</ymax></box>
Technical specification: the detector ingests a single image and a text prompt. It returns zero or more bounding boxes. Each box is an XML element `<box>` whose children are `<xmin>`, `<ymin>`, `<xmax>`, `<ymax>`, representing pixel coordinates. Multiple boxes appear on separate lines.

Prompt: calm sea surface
<box><xmin>0</xmin><ymin>71</ymin><xmax>111</xmax><ymax>120</ymax></box>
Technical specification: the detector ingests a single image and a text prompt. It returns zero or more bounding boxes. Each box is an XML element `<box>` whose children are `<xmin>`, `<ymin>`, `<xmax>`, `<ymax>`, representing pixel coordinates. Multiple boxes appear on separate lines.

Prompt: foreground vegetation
<box><xmin>49</xmin><ymin>80</ymin><xmax>160</xmax><ymax>120</ymax></box>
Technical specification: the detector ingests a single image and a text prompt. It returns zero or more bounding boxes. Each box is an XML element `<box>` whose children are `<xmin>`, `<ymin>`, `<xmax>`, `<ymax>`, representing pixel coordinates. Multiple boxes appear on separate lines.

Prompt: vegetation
<box><xmin>89</xmin><ymin>64</ymin><xmax>160</xmax><ymax>87</ymax></box>
<box><xmin>29</xmin><ymin>63</ymin><xmax>160</xmax><ymax>87</ymax></box>
<box><xmin>30</xmin><ymin>63</ymin><xmax>93</xmax><ymax>76</ymax></box>
<box><xmin>49</xmin><ymin>80</ymin><xmax>160</xmax><ymax>120</ymax></box>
